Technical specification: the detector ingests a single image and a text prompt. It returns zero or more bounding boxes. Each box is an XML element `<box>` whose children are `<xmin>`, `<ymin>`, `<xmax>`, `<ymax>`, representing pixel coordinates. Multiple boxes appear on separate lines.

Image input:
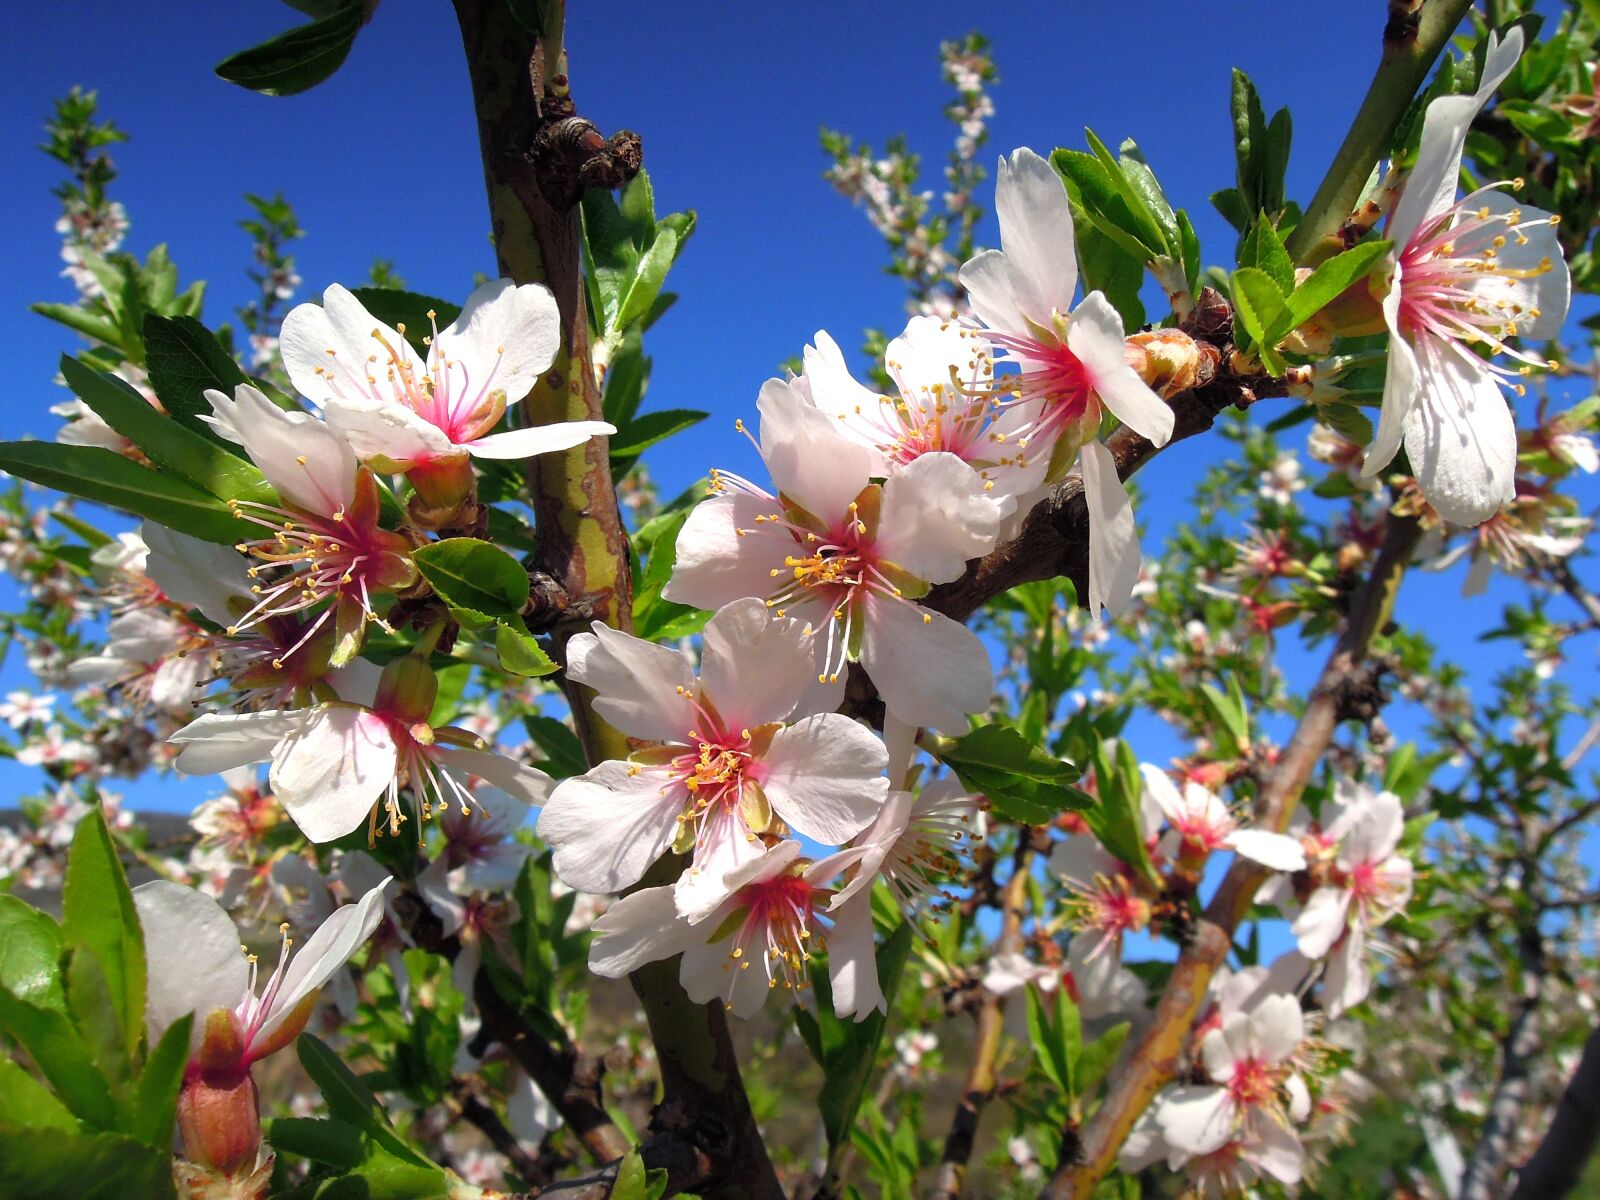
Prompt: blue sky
<box><xmin>1</xmin><ymin>0</ymin><xmax>1595</xmax><ymax>829</ymax></box>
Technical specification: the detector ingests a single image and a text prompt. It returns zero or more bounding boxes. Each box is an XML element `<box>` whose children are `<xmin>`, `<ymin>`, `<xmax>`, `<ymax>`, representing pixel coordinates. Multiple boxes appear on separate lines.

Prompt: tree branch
<box><xmin>1036</xmin><ymin>510</ymin><xmax>1423</xmax><ymax>1199</ymax></box>
<box><xmin>449</xmin><ymin>1078</ymin><xmax>554</xmax><ymax>1190</ymax></box>
<box><xmin>1509</xmin><ymin>1020</ymin><xmax>1600</xmax><ymax>1200</ymax></box>
<box><xmin>929</xmin><ymin>844</ymin><xmax>1034</xmax><ymax>1200</ymax></box>
<box><xmin>450</xmin><ymin>7</ymin><xmax>780</xmax><ymax>1196</ymax></box>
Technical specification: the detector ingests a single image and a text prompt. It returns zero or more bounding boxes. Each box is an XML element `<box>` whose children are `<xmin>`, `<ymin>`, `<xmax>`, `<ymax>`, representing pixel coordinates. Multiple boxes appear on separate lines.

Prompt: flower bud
<box><xmin>407</xmin><ymin>451</ymin><xmax>477</xmax><ymax>514</ymax></box>
<box><xmin>1124</xmin><ymin>329</ymin><xmax>1215</xmax><ymax>398</ymax></box>
<box><xmin>177</xmin><ymin>1069</ymin><xmax>260</xmax><ymax>1179</ymax></box>
<box><xmin>375</xmin><ymin>654</ymin><xmax>439</xmax><ymax>726</ymax></box>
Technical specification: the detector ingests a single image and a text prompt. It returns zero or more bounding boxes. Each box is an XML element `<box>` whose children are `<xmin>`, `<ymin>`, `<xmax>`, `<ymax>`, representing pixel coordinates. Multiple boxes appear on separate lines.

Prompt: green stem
<box><xmin>1285</xmin><ymin>0</ymin><xmax>1475</xmax><ymax>262</ymax></box>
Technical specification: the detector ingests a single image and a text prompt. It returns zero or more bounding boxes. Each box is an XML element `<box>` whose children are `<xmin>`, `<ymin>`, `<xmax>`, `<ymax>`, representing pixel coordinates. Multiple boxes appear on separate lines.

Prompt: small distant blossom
<box><xmin>1256</xmin><ymin>454</ymin><xmax>1305</xmax><ymax>506</ymax></box>
<box><xmin>0</xmin><ymin>691</ymin><xmax>54</xmax><ymax>729</ymax></box>
<box><xmin>1427</xmin><ymin>489</ymin><xmax>1589</xmax><ymax>596</ymax></box>
<box><xmin>1140</xmin><ymin>765</ymin><xmax>1307</xmax><ymax>874</ymax></box>
<box><xmin>1363</xmin><ymin>29</ymin><xmax>1572</xmax><ymax>526</ymax></box>
<box><xmin>15</xmin><ymin>724</ymin><xmax>92</xmax><ymax>769</ymax></box>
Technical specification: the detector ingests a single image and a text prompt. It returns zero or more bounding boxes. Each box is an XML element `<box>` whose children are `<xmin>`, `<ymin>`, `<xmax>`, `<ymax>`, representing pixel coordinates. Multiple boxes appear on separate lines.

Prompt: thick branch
<box><xmin>929</xmin><ymin>846</ymin><xmax>1034</xmax><ymax>1200</ymax></box>
<box><xmin>1037</xmin><ymin>511</ymin><xmax>1423</xmax><ymax>1199</ymax></box>
<box><xmin>450</xmin><ymin>7</ymin><xmax>780</xmax><ymax>1196</ymax></box>
<box><xmin>1509</xmin><ymin>1021</ymin><xmax>1600</xmax><ymax>1200</ymax></box>
<box><xmin>1285</xmin><ymin>0</ymin><xmax>1476</xmax><ymax>261</ymax></box>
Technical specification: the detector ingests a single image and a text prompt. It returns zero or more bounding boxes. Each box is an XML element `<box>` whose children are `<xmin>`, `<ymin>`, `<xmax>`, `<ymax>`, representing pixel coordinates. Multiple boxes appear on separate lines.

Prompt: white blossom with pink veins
<box><xmin>587</xmin><ymin>840</ymin><xmax>875</xmax><ymax>1019</ymax></box>
<box><xmin>1362</xmin><ymin>28</ymin><xmax>1571</xmax><ymax>525</ymax></box>
<box><xmin>280</xmin><ymin>280</ymin><xmax>614</xmax><ymax>476</ymax></box>
<box><xmin>957</xmin><ymin>147</ymin><xmax>1174</xmax><ymax>616</ymax></box>
<box><xmin>664</xmin><ymin>382</ymin><xmax>1003</xmax><ymax>731</ymax></box>
<box><xmin>1155</xmin><ymin>993</ymin><xmax>1311</xmax><ymax>1176</ymax></box>
<box><xmin>799</xmin><ymin>319</ymin><xmax>1047</xmax><ymax>510</ymax></box>
<box><xmin>1139</xmin><ymin>764</ymin><xmax>1306</xmax><ymax>872</ymax></box>
<box><xmin>168</xmin><ymin>667</ymin><xmax>553</xmax><ymax>844</ymax></box>
<box><xmin>133</xmin><ymin>875</ymin><xmax>390</xmax><ymax>1064</ymax></box>
<box><xmin>536</xmin><ymin>599</ymin><xmax>888</xmax><ymax>918</ymax></box>
<box><xmin>1291</xmin><ymin>782</ymin><xmax>1414</xmax><ymax>1017</ymax></box>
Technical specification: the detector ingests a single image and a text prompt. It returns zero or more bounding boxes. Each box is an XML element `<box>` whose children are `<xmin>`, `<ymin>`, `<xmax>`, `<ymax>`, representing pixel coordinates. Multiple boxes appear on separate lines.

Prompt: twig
<box><xmin>928</xmin><ymin>843</ymin><xmax>1034</xmax><ymax>1200</ymax></box>
<box><xmin>1509</xmin><ymin>1021</ymin><xmax>1600</xmax><ymax>1199</ymax></box>
<box><xmin>449</xmin><ymin>1078</ymin><xmax>552</xmax><ymax>1190</ymax></box>
<box><xmin>1036</xmin><ymin>510</ymin><xmax>1423</xmax><ymax>1199</ymax></box>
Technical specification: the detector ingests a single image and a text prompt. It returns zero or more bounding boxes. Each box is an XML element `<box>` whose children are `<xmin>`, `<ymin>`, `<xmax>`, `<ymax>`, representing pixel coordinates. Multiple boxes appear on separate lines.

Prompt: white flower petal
<box><xmin>859</xmin><ymin>594</ymin><xmax>993</xmax><ymax>733</ymax></box>
<box><xmin>465</xmin><ymin>420</ymin><xmax>615</xmax><ymax>459</ymax></box>
<box><xmin>323</xmin><ymin>394</ymin><xmax>454</xmax><ymax>469</ymax></box>
<box><xmin>756</xmin><ymin>377</ymin><xmax>875</xmax><ymax>523</ymax></box>
<box><xmin>442</xmin><ymin>748</ymin><xmax>553</xmax><ymax>807</ymax></box>
<box><xmin>875</xmin><ymin>452</ymin><xmax>1002</xmax><ymax>584</ymax></box>
<box><xmin>565</xmin><ymin>623</ymin><xmax>694</xmax><ymax>741</ymax></box>
<box><xmin>170</xmin><ymin>709</ymin><xmax>302</xmax><ymax>776</ymax></box>
<box><xmin>995</xmin><ymin>147</ymin><xmax>1079</xmax><ymax>320</ymax></box>
<box><xmin>698</xmin><ymin>599</ymin><xmax>815</xmax><ymax>727</ymax></box>
<box><xmin>826</xmin><ymin>894</ymin><xmax>884</xmax><ymax>1021</ymax></box>
<box><xmin>1247</xmin><ymin>993</ymin><xmax>1305</xmax><ymax>1065</ymax></box>
<box><xmin>1068</xmin><ymin>293</ymin><xmax>1173</xmax><ymax>445</ymax></box>
<box><xmin>958</xmin><ymin>248</ymin><xmax>1027</xmax><ymax>335</ymax></box>
<box><xmin>141</xmin><ymin>522</ymin><xmax>253</xmax><ymax>627</ymax></box>
<box><xmin>588</xmin><ymin>886</ymin><xmax>699</xmax><ymax>978</ymax></box>
<box><xmin>1404</xmin><ymin>336</ymin><xmax>1517</xmax><ymax>526</ymax></box>
<box><xmin>132</xmin><ymin>881</ymin><xmax>249</xmax><ymax>1054</ymax></box>
<box><xmin>759</xmin><ymin>714</ymin><xmax>889</xmax><ymax>845</ymax></box>
<box><xmin>1079</xmin><ymin>438</ymin><xmax>1142</xmax><ymax>619</ymax></box>
<box><xmin>205</xmin><ymin>384</ymin><xmax>355</xmax><ymax>516</ymax></box>
<box><xmin>663</xmin><ymin>492</ymin><xmax>794</xmax><ymax>611</ymax></box>
<box><xmin>1363</xmin><ymin>272</ymin><xmax>1417</xmax><ymax>478</ymax></box>
<box><xmin>280</xmin><ymin>283</ymin><xmax>423</xmax><ymax>410</ymax></box>
<box><xmin>1293</xmin><ymin>886</ymin><xmax>1353</xmax><ymax>960</ymax></box>
<box><xmin>1226</xmin><ymin>829</ymin><xmax>1307</xmax><ymax>873</ymax></box>
<box><xmin>1156</xmin><ymin>1085</ymin><xmax>1235</xmax><ymax>1156</ymax></box>
<box><xmin>433</xmin><ymin>279</ymin><xmax>562</xmax><ymax>413</ymax></box>
<box><xmin>269</xmin><ymin>705</ymin><xmax>398</xmax><ymax>843</ymax></box>
<box><xmin>536</xmin><ymin>761</ymin><xmax>682</xmax><ymax>895</ymax></box>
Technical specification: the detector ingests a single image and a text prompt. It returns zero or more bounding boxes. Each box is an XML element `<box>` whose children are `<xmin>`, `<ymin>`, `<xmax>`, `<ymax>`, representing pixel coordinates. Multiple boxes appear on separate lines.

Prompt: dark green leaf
<box><xmin>296</xmin><ymin>1034</ymin><xmax>438</xmax><ymax>1169</ymax></box>
<box><xmin>1084</xmin><ymin>129</ymin><xmax>1173</xmax><ymax>257</ymax></box>
<box><xmin>142</xmin><ymin>314</ymin><xmax>250</xmax><ymax>444</ymax></box>
<box><xmin>60</xmin><ymin>357</ymin><xmax>272</xmax><ymax>503</ymax></box>
<box><xmin>411</xmin><ymin>539</ymin><xmax>529</xmax><ymax>621</ymax></box>
<box><xmin>61</xmin><ymin>808</ymin><xmax>144</xmax><ymax>1060</ymax></box>
<box><xmin>936</xmin><ymin>724</ymin><xmax>1090</xmax><ymax>825</ymax></box>
<box><xmin>523</xmin><ymin>715</ymin><xmax>587</xmax><ymax>779</ymax></box>
<box><xmin>266</xmin><ymin>1117</ymin><xmax>367</xmax><ymax>1168</ymax></box>
<box><xmin>1083</xmin><ymin>741</ymin><xmax>1160</xmax><ymax>888</ymax></box>
<box><xmin>1077</xmin><ymin>1021</ymin><xmax>1130</xmax><ymax>1095</ymax></box>
<box><xmin>215</xmin><ymin>2</ymin><xmax>364</xmax><ymax>97</ymax></box>
<box><xmin>1229</xmin><ymin>268</ymin><xmax>1290</xmax><ymax>375</ymax></box>
<box><xmin>63</xmin><ymin>949</ymin><xmax>130</xmax><ymax>1093</ymax></box>
<box><xmin>0</xmin><ymin>897</ymin><xmax>65</xmax><ymax>1011</ymax></box>
<box><xmin>0</xmin><ymin>1057</ymin><xmax>79</xmax><ymax>1132</ymax></box>
<box><xmin>0</xmin><ymin>1127</ymin><xmax>173</xmax><ymax>1200</ymax></box>
<box><xmin>0</xmin><ymin>988</ymin><xmax>116</xmax><ymax>1128</ymax></box>
<box><xmin>346</xmin><ymin>289</ymin><xmax>461</xmax><ymax>360</ymax></box>
<box><xmin>129</xmin><ymin>1014</ymin><xmax>191</xmax><ymax>1149</ymax></box>
<box><xmin>1238</xmin><ymin>218</ymin><xmax>1294</xmax><ymax>295</ymax></box>
<box><xmin>610</xmin><ymin>408</ymin><xmax>708</xmax><ymax>458</ymax></box>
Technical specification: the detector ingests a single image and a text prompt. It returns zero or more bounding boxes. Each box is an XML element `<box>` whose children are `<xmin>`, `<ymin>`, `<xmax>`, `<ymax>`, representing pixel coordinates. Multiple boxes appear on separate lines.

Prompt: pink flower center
<box><xmin>1227</xmin><ymin>1056</ymin><xmax>1279</xmax><ymax>1108</ymax></box>
<box><xmin>984</xmin><ymin>328</ymin><xmax>1099</xmax><ymax>453</ymax></box>
<box><xmin>725</xmin><ymin>873</ymin><xmax>822</xmax><ymax>998</ymax></box>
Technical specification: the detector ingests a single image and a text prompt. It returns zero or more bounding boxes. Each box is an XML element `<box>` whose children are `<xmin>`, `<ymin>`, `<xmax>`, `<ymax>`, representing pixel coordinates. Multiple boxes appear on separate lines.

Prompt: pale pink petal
<box><xmin>759</xmin><ymin>713</ymin><xmax>889</xmax><ymax>845</ymax></box>
<box><xmin>1226</xmin><ymin>829</ymin><xmax>1307</xmax><ymax>872</ymax></box>
<box><xmin>465</xmin><ymin>420</ymin><xmax>615</xmax><ymax>460</ymax></box>
<box><xmin>141</xmin><ymin>522</ymin><xmax>253</xmax><ymax>627</ymax></box>
<box><xmin>756</xmin><ymin>378</ymin><xmax>874</xmax><ymax>523</ymax></box>
<box><xmin>270</xmin><ymin>705</ymin><xmax>398</xmax><ymax>843</ymax></box>
<box><xmin>323</xmin><ymin>394</ymin><xmax>454</xmax><ymax>470</ymax></box>
<box><xmin>587</xmin><ymin>886</ymin><xmax>699</xmax><ymax>978</ymax></box>
<box><xmin>875</xmin><ymin>451</ymin><xmax>1002</xmax><ymax>584</ymax></box>
<box><xmin>698</xmin><ymin>599</ymin><xmax>815</xmax><ymax>728</ymax></box>
<box><xmin>565</xmin><ymin>623</ymin><xmax>694</xmax><ymax>742</ymax></box>
<box><xmin>1068</xmin><ymin>293</ymin><xmax>1174</xmax><ymax>445</ymax></box>
<box><xmin>1079</xmin><ymin>438</ymin><xmax>1142</xmax><ymax>619</ymax></box>
<box><xmin>204</xmin><ymin>384</ymin><xmax>356</xmax><ymax>516</ymax></box>
<box><xmin>1246</xmin><ymin>1118</ymin><xmax>1306</xmax><ymax>1185</ymax></box>
<box><xmin>859</xmin><ymin>594</ymin><xmax>992</xmax><ymax>732</ymax></box>
<box><xmin>827</xmin><ymin>893</ymin><xmax>884</xmax><ymax>1021</ymax></box>
<box><xmin>1461</xmin><ymin>193</ymin><xmax>1568</xmax><ymax>340</ymax></box>
<box><xmin>1156</xmin><ymin>1085</ymin><xmax>1236</xmax><ymax>1156</ymax></box>
<box><xmin>1247</xmin><ymin>994</ymin><xmax>1305</xmax><ymax>1065</ymax></box>
<box><xmin>1363</xmin><ymin>275</ymin><xmax>1416</xmax><ymax>478</ymax></box>
<box><xmin>663</xmin><ymin>493</ymin><xmax>796</xmax><ymax>611</ymax></box>
<box><xmin>673</xmin><ymin>806</ymin><xmax>764</xmax><ymax>922</ymax></box>
<box><xmin>1293</xmin><ymin>886</ymin><xmax>1353</xmax><ymax>960</ymax></box>
<box><xmin>441</xmin><ymin>748</ymin><xmax>553</xmax><ymax>807</ymax></box>
<box><xmin>280</xmin><ymin>283</ymin><xmax>423</xmax><ymax>410</ymax></box>
<box><xmin>1323</xmin><ymin>925</ymin><xmax>1370</xmax><ymax>1018</ymax></box>
<box><xmin>995</xmin><ymin>148</ymin><xmax>1079</xmax><ymax>319</ymax></box>
<box><xmin>958</xmin><ymin>247</ymin><xmax>1027</xmax><ymax>335</ymax></box>
<box><xmin>536</xmin><ymin>760</ymin><xmax>683</xmax><ymax>895</ymax></box>
<box><xmin>432</xmin><ymin>279</ymin><xmax>562</xmax><ymax>413</ymax></box>
<box><xmin>170</xmin><ymin>709</ymin><xmax>302</xmax><ymax>776</ymax></box>
<box><xmin>132</xmin><ymin>881</ymin><xmax>250</xmax><ymax>1054</ymax></box>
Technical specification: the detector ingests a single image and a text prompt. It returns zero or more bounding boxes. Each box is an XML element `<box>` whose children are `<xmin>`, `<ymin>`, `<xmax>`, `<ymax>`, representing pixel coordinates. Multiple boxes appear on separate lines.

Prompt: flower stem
<box><xmin>1285</xmin><ymin>0</ymin><xmax>1476</xmax><ymax>263</ymax></box>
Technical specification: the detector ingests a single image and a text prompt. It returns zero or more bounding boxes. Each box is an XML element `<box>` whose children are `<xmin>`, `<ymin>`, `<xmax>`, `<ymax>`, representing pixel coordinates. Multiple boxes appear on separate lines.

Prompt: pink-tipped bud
<box><xmin>406</xmin><ymin>451</ymin><xmax>476</xmax><ymax>514</ymax></box>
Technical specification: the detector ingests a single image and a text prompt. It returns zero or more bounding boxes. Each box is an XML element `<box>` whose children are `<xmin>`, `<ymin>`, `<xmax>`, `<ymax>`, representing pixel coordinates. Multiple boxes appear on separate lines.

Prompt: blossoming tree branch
<box><xmin>2</xmin><ymin>1</ymin><xmax>1598</xmax><ymax>1198</ymax></box>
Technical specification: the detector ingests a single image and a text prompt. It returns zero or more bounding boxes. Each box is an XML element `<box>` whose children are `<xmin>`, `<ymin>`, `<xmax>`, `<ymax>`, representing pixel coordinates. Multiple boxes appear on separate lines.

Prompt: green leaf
<box><xmin>1200</xmin><ymin>680</ymin><xmax>1250</xmax><ymax>751</ymax></box>
<box><xmin>0</xmin><ymin>988</ymin><xmax>116</xmax><ymax>1128</ymax></box>
<box><xmin>1053</xmin><ymin>150</ymin><xmax>1167</xmax><ymax>265</ymax></box>
<box><xmin>495</xmin><ymin>618</ymin><xmax>559</xmax><ymax>678</ymax></box>
<box><xmin>59</xmin><ymin>356</ymin><xmax>272</xmax><ymax>503</ymax></box>
<box><xmin>1210</xmin><ymin>187</ymin><xmax>1251</xmax><ymax>234</ymax></box>
<box><xmin>1077</xmin><ymin>1021</ymin><xmax>1130</xmax><ymax>1095</ymax></box>
<box><xmin>128</xmin><ymin>1014</ymin><xmax>191</xmax><ymax>1148</ymax></box>
<box><xmin>0</xmin><ymin>897</ymin><xmax>65</xmax><ymax>1011</ymax></box>
<box><xmin>266</xmin><ymin>1117</ymin><xmax>367</xmax><ymax>1168</ymax></box>
<box><xmin>935</xmin><ymin>724</ymin><xmax>1091</xmax><ymax>825</ymax></box>
<box><xmin>1231</xmin><ymin>69</ymin><xmax>1268</xmax><ymax>204</ymax></box>
<box><xmin>347</xmin><ymin>289</ymin><xmax>461</xmax><ymax>360</ymax></box>
<box><xmin>1237</xmin><ymin>218</ymin><xmax>1294</xmax><ymax>295</ymax></box>
<box><xmin>61</xmin><ymin>808</ymin><xmax>145</xmax><ymax>1059</ymax></box>
<box><xmin>523</xmin><ymin>715</ymin><xmax>588</xmax><ymax>779</ymax></box>
<box><xmin>800</xmin><ymin>922</ymin><xmax>914</xmax><ymax>1153</ymax></box>
<box><xmin>1279</xmin><ymin>240</ymin><xmax>1391</xmax><ymax>332</ymax></box>
<box><xmin>1083</xmin><ymin>741</ymin><xmax>1160</xmax><ymax>888</ymax></box>
<box><xmin>30</xmin><ymin>302</ymin><xmax>124</xmax><ymax>347</ymax></box>
<box><xmin>1115</xmin><ymin>139</ymin><xmax>1179</xmax><ymax>251</ymax></box>
<box><xmin>0</xmin><ymin>1127</ymin><xmax>173</xmax><ymax>1200</ymax></box>
<box><xmin>296</xmin><ymin>1034</ymin><xmax>438</xmax><ymax>1169</ymax></box>
<box><xmin>142</xmin><ymin>314</ymin><xmax>250</xmax><ymax>443</ymax></box>
<box><xmin>63</xmin><ymin>950</ymin><xmax>130</xmax><ymax>1094</ymax></box>
<box><xmin>0</xmin><ymin>442</ymin><xmax>254</xmax><ymax>545</ymax></box>
<box><xmin>617</xmin><ymin>227</ymin><xmax>681</xmax><ymax>331</ymax></box>
<box><xmin>612</xmin><ymin>1148</ymin><xmax>649</xmax><ymax>1200</ymax></box>
<box><xmin>215</xmin><ymin>1</ymin><xmax>365</xmax><ymax>96</ymax></box>
<box><xmin>411</xmin><ymin>539</ymin><xmax>529</xmax><ymax>622</ymax></box>
<box><xmin>602</xmin><ymin>332</ymin><xmax>648</xmax><ymax>427</ymax></box>
<box><xmin>0</xmin><ymin>1057</ymin><xmax>80</xmax><ymax>1132</ymax></box>
<box><xmin>1261</xmin><ymin>108</ymin><xmax>1293</xmax><ymax>216</ymax></box>
<box><xmin>610</xmin><ymin>408</ymin><xmax>708</xmax><ymax>459</ymax></box>
<box><xmin>1084</xmin><ymin>129</ymin><xmax>1173</xmax><ymax>258</ymax></box>
<box><xmin>1176</xmin><ymin>209</ymin><xmax>1202</xmax><ymax>293</ymax></box>
<box><xmin>1228</xmin><ymin>268</ymin><xmax>1290</xmax><ymax>375</ymax></box>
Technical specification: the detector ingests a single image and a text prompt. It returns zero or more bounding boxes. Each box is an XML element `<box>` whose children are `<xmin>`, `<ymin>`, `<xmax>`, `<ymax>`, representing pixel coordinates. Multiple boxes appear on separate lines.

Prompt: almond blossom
<box><xmin>1362</xmin><ymin>28</ymin><xmax>1572</xmax><ymax>526</ymax></box>
<box><xmin>1154</xmin><ymin>993</ymin><xmax>1312</xmax><ymax>1174</ymax></box>
<box><xmin>665</xmin><ymin>382</ymin><xmax>1002</xmax><ymax>730</ymax></box>
<box><xmin>169</xmin><ymin>656</ymin><xmax>553</xmax><ymax>843</ymax></box>
<box><xmin>536</xmin><ymin>599</ymin><xmax>888</xmax><ymax>917</ymax></box>
<box><xmin>1139</xmin><ymin>763</ymin><xmax>1307</xmax><ymax>873</ymax></box>
<box><xmin>206</xmin><ymin>383</ymin><xmax>416</xmax><ymax>663</ymax></box>
<box><xmin>588</xmin><ymin>840</ymin><xmax>873</xmax><ymax>1019</ymax></box>
<box><xmin>799</xmin><ymin>318</ymin><xmax>1047</xmax><ymax>509</ymax></box>
<box><xmin>957</xmin><ymin>147</ymin><xmax>1175</xmax><ymax>615</ymax></box>
<box><xmin>1291</xmin><ymin>781</ymin><xmax>1414</xmax><ymax>1016</ymax></box>
<box><xmin>134</xmin><ymin>877</ymin><xmax>389</xmax><ymax>1177</ymax></box>
<box><xmin>280</xmin><ymin>280</ymin><xmax>614</xmax><ymax>507</ymax></box>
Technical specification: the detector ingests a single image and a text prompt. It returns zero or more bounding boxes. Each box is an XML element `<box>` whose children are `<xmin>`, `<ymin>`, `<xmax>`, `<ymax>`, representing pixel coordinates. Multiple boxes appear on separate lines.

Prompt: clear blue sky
<box><xmin>1</xmin><ymin>0</ymin><xmax>1593</xmax><ymax>823</ymax></box>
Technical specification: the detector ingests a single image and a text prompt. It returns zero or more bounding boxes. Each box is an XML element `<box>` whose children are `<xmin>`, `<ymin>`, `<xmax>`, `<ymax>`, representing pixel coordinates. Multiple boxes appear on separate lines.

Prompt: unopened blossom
<box><xmin>1155</xmin><ymin>993</ymin><xmax>1311</xmax><ymax>1170</ymax></box>
<box><xmin>958</xmin><ymin>147</ymin><xmax>1174</xmax><ymax>615</ymax></box>
<box><xmin>800</xmin><ymin>318</ymin><xmax>1046</xmax><ymax>507</ymax></box>
<box><xmin>1363</xmin><ymin>29</ymin><xmax>1572</xmax><ymax>525</ymax></box>
<box><xmin>132</xmin><ymin>877</ymin><xmax>389</xmax><ymax>1176</ymax></box>
<box><xmin>589</xmin><ymin>840</ymin><xmax>874</xmax><ymax>1019</ymax></box>
<box><xmin>281</xmin><ymin>281</ymin><xmax>613</xmax><ymax>507</ymax></box>
<box><xmin>206</xmin><ymin>383</ymin><xmax>416</xmax><ymax>664</ymax></box>
<box><xmin>665</xmin><ymin>383</ymin><xmax>1003</xmax><ymax>730</ymax></box>
<box><xmin>170</xmin><ymin>656</ymin><xmax>553</xmax><ymax>843</ymax></box>
<box><xmin>1140</xmin><ymin>764</ymin><xmax>1306</xmax><ymax>873</ymax></box>
<box><xmin>1291</xmin><ymin>782</ymin><xmax>1414</xmax><ymax>1016</ymax></box>
<box><xmin>538</xmin><ymin>599</ymin><xmax>888</xmax><ymax>917</ymax></box>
